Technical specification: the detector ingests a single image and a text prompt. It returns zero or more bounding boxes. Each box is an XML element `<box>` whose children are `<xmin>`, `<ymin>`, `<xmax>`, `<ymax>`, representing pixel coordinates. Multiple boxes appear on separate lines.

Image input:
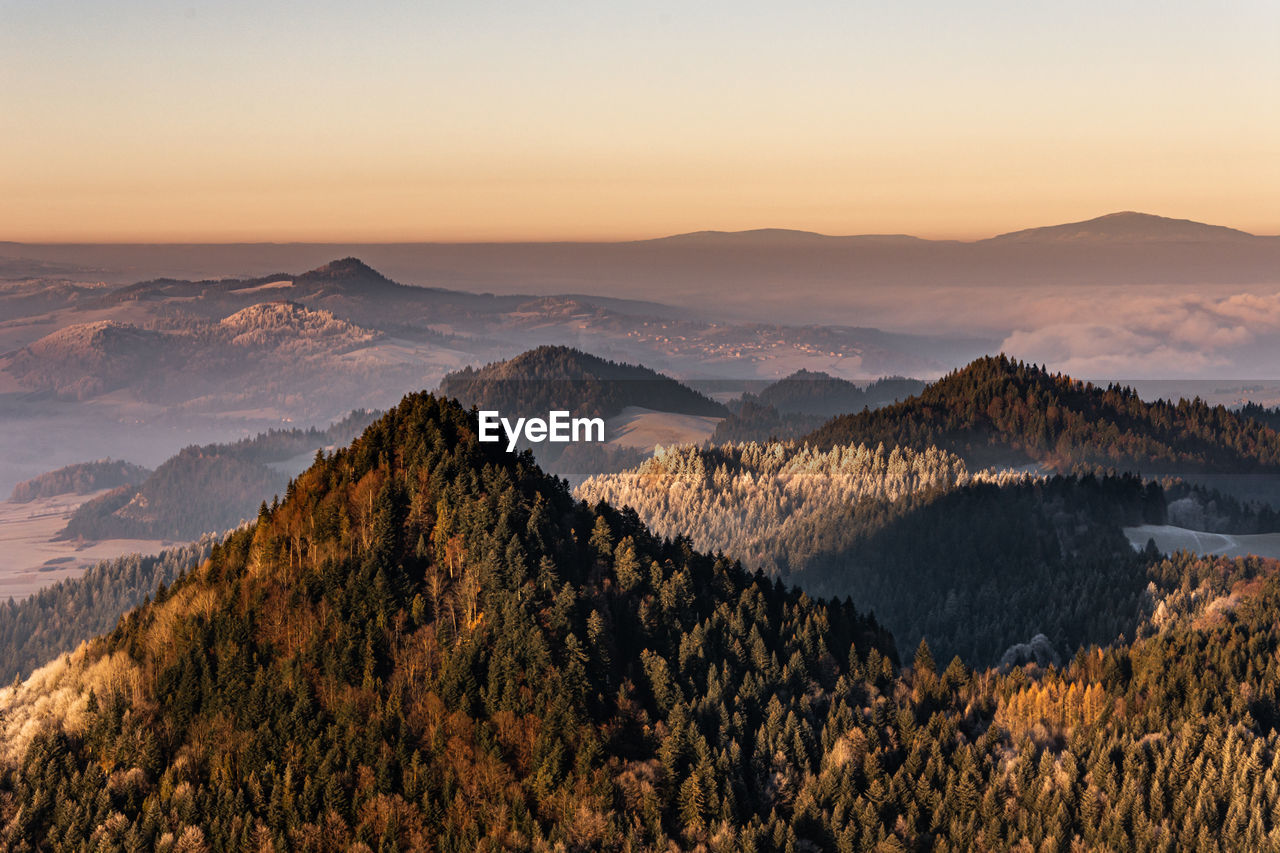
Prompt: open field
<box><xmin>1123</xmin><ymin>524</ymin><xmax>1280</xmax><ymax>561</ymax></box>
<box><xmin>1172</xmin><ymin>473</ymin><xmax>1280</xmax><ymax>511</ymax></box>
<box><xmin>0</xmin><ymin>491</ymin><xmax>172</xmax><ymax>600</ymax></box>
<box><xmin>605</xmin><ymin>406</ymin><xmax>723</xmax><ymax>452</ymax></box>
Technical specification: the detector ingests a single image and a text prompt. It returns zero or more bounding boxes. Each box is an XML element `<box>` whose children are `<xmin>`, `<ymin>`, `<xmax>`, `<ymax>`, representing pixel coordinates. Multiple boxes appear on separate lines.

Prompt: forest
<box><xmin>807</xmin><ymin>355</ymin><xmax>1280</xmax><ymax>474</ymax></box>
<box><xmin>0</xmin><ymin>539</ymin><xmax>215</xmax><ymax>682</ymax></box>
<box><xmin>1239</xmin><ymin>402</ymin><xmax>1280</xmax><ymax>432</ymax></box>
<box><xmin>579</xmin><ymin>441</ymin><xmax>1190</xmax><ymax>665</ymax></box>
<box><xmin>7</xmin><ymin>394</ymin><xmax>1280</xmax><ymax>851</ymax></box>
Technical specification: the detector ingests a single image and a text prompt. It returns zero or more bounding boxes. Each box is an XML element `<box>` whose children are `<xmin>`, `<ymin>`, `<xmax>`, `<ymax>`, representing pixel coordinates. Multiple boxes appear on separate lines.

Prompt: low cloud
<box><xmin>996</xmin><ymin>287</ymin><xmax>1280</xmax><ymax>378</ymax></box>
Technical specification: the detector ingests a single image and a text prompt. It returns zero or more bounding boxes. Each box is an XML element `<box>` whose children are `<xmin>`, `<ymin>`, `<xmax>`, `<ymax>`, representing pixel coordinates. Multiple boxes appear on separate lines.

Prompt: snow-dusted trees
<box><xmin>578</xmin><ymin>440</ymin><xmax>1021</xmax><ymax>575</ymax></box>
<box><xmin>577</xmin><ymin>440</ymin><xmax>1172</xmax><ymax>666</ymax></box>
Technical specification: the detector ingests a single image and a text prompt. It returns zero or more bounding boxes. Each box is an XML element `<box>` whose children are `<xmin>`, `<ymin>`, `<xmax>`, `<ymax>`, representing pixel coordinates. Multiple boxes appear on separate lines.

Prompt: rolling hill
<box><xmin>750</xmin><ymin>371</ymin><xmax>925</xmax><ymax>418</ymax></box>
<box><xmin>984</xmin><ymin>211</ymin><xmax>1260</xmax><ymax>244</ymax></box>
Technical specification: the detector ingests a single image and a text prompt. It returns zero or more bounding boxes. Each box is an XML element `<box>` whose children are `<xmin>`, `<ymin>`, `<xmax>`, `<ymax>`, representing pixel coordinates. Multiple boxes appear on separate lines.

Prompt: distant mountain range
<box><xmin>983</xmin><ymin>211</ymin><xmax>1265</xmax><ymax>243</ymax></box>
<box><xmin>660</xmin><ymin>212</ymin><xmax>1274</xmax><ymax>246</ymax></box>
<box><xmin>0</xmin><ymin>257</ymin><xmax>977</xmax><ymax>408</ymax></box>
<box><xmin>3</xmin><ymin>213</ymin><xmax>1277</xmax><ymax>330</ymax></box>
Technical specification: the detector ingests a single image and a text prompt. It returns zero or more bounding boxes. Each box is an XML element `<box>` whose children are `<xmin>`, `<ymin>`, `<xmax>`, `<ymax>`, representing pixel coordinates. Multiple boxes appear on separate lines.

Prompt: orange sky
<box><xmin>3</xmin><ymin>1</ymin><xmax>1278</xmax><ymax>242</ymax></box>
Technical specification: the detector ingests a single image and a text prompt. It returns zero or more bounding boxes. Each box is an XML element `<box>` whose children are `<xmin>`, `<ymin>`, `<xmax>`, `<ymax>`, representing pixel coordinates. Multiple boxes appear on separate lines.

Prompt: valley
<box><xmin>0</xmin><ymin>490</ymin><xmax>172</xmax><ymax>600</ymax></box>
<box><xmin>1124</xmin><ymin>524</ymin><xmax>1280</xmax><ymax>561</ymax></box>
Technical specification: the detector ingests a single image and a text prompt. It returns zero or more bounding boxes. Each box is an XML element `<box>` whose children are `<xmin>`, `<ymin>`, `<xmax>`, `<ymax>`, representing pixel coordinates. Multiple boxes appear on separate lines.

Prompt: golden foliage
<box><xmin>996</xmin><ymin>680</ymin><xmax>1111</xmax><ymax>740</ymax></box>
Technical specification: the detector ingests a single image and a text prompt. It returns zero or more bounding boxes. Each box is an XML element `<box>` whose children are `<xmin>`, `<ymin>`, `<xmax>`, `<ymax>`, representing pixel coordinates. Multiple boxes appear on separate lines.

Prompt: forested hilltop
<box><xmin>8</xmin><ymin>460</ymin><xmax>152</xmax><ymax>503</ymax></box>
<box><xmin>806</xmin><ymin>354</ymin><xmax>1280</xmax><ymax>473</ymax></box>
<box><xmin>439</xmin><ymin>345</ymin><xmax>727</xmax><ymax>421</ymax></box>
<box><xmin>9</xmin><ymin>395</ymin><xmax>1280</xmax><ymax>849</ymax></box>
<box><xmin>752</xmin><ymin>372</ymin><xmax>925</xmax><ymax>418</ymax></box>
<box><xmin>439</xmin><ymin>345</ymin><xmax>725</xmax><ymax>479</ymax></box>
<box><xmin>712</xmin><ymin>373</ymin><xmax>925</xmax><ymax>444</ymax></box>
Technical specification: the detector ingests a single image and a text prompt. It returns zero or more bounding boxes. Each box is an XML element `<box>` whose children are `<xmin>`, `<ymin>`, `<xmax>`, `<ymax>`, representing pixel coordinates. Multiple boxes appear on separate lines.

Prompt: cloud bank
<box><xmin>991</xmin><ymin>287</ymin><xmax>1280</xmax><ymax>378</ymax></box>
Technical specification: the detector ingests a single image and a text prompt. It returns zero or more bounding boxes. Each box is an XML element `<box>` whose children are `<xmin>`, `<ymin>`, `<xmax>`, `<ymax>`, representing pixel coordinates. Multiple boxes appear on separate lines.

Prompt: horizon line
<box><xmin>5</xmin><ymin>212</ymin><xmax>1279</xmax><ymax>247</ymax></box>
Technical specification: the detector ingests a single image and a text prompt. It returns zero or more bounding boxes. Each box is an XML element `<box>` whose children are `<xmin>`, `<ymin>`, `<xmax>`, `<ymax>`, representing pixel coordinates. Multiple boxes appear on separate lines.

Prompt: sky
<box><xmin>3</xmin><ymin>0</ymin><xmax>1279</xmax><ymax>242</ymax></box>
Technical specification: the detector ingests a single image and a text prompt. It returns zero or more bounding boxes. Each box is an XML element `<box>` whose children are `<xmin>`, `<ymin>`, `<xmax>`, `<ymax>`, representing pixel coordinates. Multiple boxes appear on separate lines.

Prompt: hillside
<box><xmin>9</xmin><ymin>394</ymin><xmax>1280</xmax><ymax>849</ymax></box>
<box><xmin>58</xmin><ymin>451</ymin><xmax>288</xmax><ymax>541</ymax></box>
<box><xmin>58</xmin><ymin>410</ymin><xmax>378</xmax><ymax>541</ymax></box>
<box><xmin>0</xmin><ymin>538</ymin><xmax>215</xmax><ymax>682</ymax></box>
<box><xmin>8</xmin><ymin>459</ymin><xmax>151</xmax><ymax>503</ymax></box>
<box><xmin>806</xmin><ymin>355</ymin><xmax>1280</xmax><ymax>473</ymax></box>
<box><xmin>216</xmin><ymin>300</ymin><xmax>376</xmax><ymax>350</ymax></box>
<box><xmin>6</xmin><ymin>321</ymin><xmax>174</xmax><ymax>400</ymax></box>
<box><xmin>3</xmin><ymin>300</ymin><xmax>391</xmax><ymax>416</ymax></box>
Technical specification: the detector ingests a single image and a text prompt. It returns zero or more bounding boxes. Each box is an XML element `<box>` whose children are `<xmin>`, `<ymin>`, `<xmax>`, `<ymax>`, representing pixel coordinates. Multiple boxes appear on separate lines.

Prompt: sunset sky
<box><xmin>3</xmin><ymin>0</ymin><xmax>1278</xmax><ymax>242</ymax></box>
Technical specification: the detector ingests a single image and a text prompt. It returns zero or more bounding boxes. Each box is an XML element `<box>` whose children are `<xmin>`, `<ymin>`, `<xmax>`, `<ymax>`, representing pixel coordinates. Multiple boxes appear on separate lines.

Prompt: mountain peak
<box><xmin>986</xmin><ymin>211</ymin><xmax>1258</xmax><ymax>243</ymax></box>
<box><xmin>299</xmin><ymin>257</ymin><xmax>396</xmax><ymax>282</ymax></box>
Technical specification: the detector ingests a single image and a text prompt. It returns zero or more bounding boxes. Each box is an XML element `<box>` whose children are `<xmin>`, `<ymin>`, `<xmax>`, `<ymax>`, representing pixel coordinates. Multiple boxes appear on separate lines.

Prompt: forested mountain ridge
<box><xmin>12</xmin><ymin>395</ymin><xmax>1280</xmax><ymax>848</ymax></box>
<box><xmin>579</xmin><ymin>441</ymin><xmax>1000</xmax><ymax>574</ymax></box>
<box><xmin>806</xmin><ymin>354</ymin><xmax>1280</xmax><ymax>473</ymax></box>
<box><xmin>0</xmin><ymin>393</ymin><xmax>892</xmax><ymax>850</ymax></box>
<box><xmin>439</xmin><ymin>345</ymin><xmax>728</xmax><ymax>420</ymax></box>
